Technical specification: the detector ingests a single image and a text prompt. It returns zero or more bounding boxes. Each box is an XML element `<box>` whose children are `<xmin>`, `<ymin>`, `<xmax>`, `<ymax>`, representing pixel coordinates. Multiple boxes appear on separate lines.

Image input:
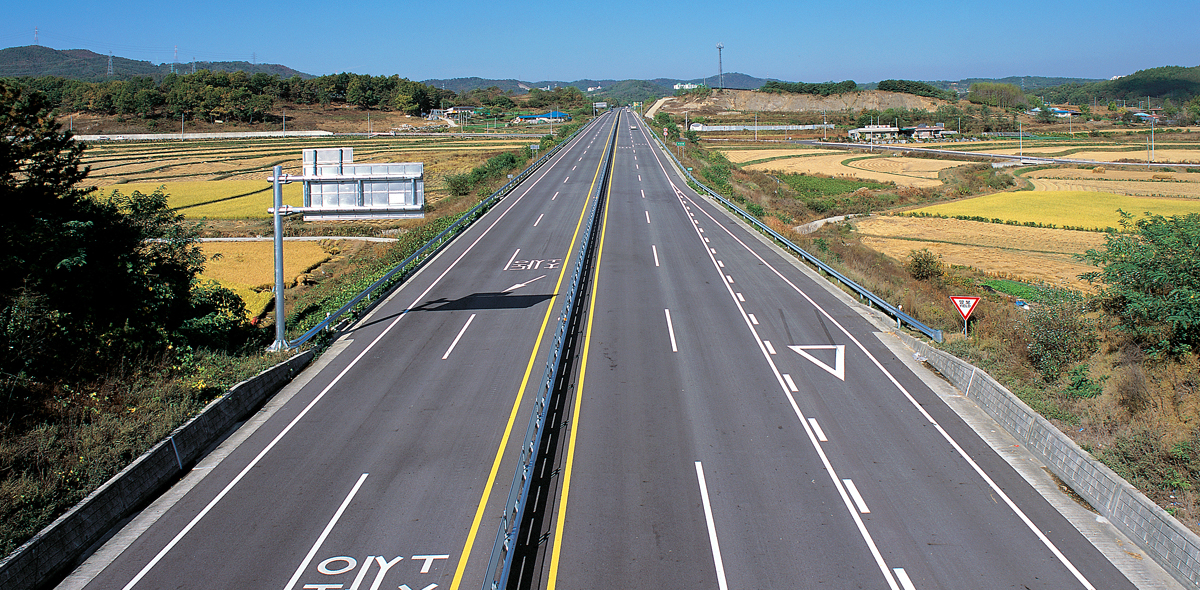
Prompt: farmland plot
<box><xmin>853</xmin><ymin>216</ymin><xmax>1104</xmax><ymax>289</ymax></box>
<box><xmin>911</xmin><ymin>190</ymin><xmax>1200</xmax><ymax>230</ymax></box>
<box><xmin>746</xmin><ymin>153</ymin><xmax>960</xmax><ymax>187</ymax></box>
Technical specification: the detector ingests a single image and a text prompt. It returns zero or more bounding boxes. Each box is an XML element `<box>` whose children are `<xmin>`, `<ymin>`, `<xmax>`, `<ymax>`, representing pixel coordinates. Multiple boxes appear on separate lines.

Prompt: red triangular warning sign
<box><xmin>951</xmin><ymin>296</ymin><xmax>981</xmax><ymax>321</ymax></box>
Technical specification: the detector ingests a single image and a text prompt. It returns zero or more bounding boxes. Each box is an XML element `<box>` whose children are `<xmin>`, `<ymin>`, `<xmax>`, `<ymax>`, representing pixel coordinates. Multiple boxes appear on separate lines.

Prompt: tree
<box><xmin>1081</xmin><ymin>211</ymin><xmax>1200</xmax><ymax>354</ymax></box>
<box><xmin>0</xmin><ymin>81</ymin><xmax>250</xmax><ymax>385</ymax></box>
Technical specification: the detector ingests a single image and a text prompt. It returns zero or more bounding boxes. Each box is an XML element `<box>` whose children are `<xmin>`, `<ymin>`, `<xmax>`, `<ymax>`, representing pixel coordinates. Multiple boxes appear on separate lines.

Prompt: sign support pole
<box><xmin>269</xmin><ymin>165</ymin><xmax>288</xmax><ymax>351</ymax></box>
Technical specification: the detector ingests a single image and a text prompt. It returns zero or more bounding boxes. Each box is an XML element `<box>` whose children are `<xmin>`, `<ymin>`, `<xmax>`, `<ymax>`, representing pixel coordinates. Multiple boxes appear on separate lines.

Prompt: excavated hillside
<box><xmin>657</xmin><ymin>88</ymin><xmax>949</xmax><ymax>115</ymax></box>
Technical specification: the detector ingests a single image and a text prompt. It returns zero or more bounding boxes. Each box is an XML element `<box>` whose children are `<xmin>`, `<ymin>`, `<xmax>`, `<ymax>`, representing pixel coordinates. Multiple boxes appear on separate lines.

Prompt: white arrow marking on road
<box><xmin>788</xmin><ymin>345</ymin><xmax>846</xmax><ymax>381</ymax></box>
<box><xmin>503</xmin><ymin>274</ymin><xmax>546</xmax><ymax>293</ymax></box>
<box><xmin>398</xmin><ymin>585</ymin><xmax>438</xmax><ymax>590</ymax></box>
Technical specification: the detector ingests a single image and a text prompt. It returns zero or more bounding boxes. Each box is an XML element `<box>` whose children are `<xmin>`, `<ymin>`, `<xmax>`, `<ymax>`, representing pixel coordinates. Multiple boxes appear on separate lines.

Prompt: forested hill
<box><xmin>1041</xmin><ymin>65</ymin><xmax>1200</xmax><ymax>104</ymax></box>
<box><xmin>0</xmin><ymin>45</ymin><xmax>311</xmax><ymax>82</ymax></box>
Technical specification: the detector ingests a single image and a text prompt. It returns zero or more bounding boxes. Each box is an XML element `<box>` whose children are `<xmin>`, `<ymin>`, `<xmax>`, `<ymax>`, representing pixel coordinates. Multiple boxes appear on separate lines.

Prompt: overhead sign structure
<box><xmin>268</xmin><ymin>148</ymin><xmax>425</xmax><ymax>221</ymax></box>
<box><xmin>951</xmin><ymin>296</ymin><xmax>981</xmax><ymax>335</ymax></box>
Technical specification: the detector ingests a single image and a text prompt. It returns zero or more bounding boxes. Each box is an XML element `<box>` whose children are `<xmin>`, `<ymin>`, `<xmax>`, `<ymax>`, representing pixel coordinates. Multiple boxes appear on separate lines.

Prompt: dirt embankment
<box><xmin>660</xmin><ymin>89</ymin><xmax>949</xmax><ymax>115</ymax></box>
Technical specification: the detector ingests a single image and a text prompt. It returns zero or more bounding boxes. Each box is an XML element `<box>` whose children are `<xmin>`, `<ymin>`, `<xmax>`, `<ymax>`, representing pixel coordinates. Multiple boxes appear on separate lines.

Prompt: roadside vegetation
<box><xmin>659</xmin><ymin>109</ymin><xmax>1200</xmax><ymax>531</ymax></box>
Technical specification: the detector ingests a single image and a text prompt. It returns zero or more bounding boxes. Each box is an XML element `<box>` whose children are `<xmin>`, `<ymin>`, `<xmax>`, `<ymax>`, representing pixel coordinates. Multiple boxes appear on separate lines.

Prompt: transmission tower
<box><xmin>34</xmin><ymin>27</ymin><xmax>38</xmax><ymax>45</ymax></box>
<box><xmin>107</xmin><ymin>52</ymin><xmax>113</xmax><ymax>76</ymax></box>
<box><xmin>716</xmin><ymin>43</ymin><xmax>724</xmax><ymax>90</ymax></box>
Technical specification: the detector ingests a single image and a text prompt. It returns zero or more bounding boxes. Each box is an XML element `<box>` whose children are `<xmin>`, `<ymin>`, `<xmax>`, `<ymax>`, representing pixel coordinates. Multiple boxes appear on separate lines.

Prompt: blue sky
<box><xmin>2</xmin><ymin>0</ymin><xmax>1195</xmax><ymax>83</ymax></box>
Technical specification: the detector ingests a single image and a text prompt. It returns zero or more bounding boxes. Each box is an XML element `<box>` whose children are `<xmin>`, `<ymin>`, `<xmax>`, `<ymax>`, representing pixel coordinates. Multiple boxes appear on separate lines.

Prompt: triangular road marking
<box><xmin>788</xmin><ymin>345</ymin><xmax>845</xmax><ymax>381</ymax></box>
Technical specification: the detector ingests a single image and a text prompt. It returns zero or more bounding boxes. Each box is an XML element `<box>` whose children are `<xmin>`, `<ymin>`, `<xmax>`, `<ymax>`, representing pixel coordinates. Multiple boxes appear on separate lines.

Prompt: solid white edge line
<box><xmin>442</xmin><ymin>313</ymin><xmax>477</xmax><ymax>360</ymax></box>
<box><xmin>121</xmin><ymin>122</ymin><xmax>590</xmax><ymax>590</ymax></box>
<box><xmin>282</xmin><ymin>473</ymin><xmax>369</xmax><ymax>590</ymax></box>
<box><xmin>808</xmin><ymin>418</ymin><xmax>828</xmax><ymax>442</ymax></box>
<box><xmin>664</xmin><ymin>308</ymin><xmax>678</xmax><ymax>352</ymax></box>
<box><xmin>695</xmin><ymin>462</ymin><xmax>730</xmax><ymax>590</ymax></box>
<box><xmin>651</xmin><ymin>137</ymin><xmax>1097</xmax><ymax>590</ymax></box>
<box><xmin>843</xmin><ymin>478</ymin><xmax>871</xmax><ymax>514</ymax></box>
<box><xmin>893</xmin><ymin>567</ymin><xmax>917</xmax><ymax>590</ymax></box>
<box><xmin>652</xmin><ymin>244</ymin><xmax>660</xmax><ymax>267</ymax></box>
<box><xmin>653</xmin><ymin>143</ymin><xmax>902</xmax><ymax>590</ymax></box>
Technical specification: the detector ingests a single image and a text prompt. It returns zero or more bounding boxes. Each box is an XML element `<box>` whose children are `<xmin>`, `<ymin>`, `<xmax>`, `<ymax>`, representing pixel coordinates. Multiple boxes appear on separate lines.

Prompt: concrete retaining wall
<box><xmin>895</xmin><ymin>331</ymin><xmax>1200</xmax><ymax>589</ymax></box>
<box><xmin>0</xmin><ymin>351</ymin><xmax>314</xmax><ymax>590</ymax></box>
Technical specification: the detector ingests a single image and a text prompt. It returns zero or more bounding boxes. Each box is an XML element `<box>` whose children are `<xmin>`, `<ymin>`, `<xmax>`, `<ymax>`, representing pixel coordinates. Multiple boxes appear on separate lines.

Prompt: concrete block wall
<box><xmin>895</xmin><ymin>331</ymin><xmax>1200</xmax><ymax>588</ymax></box>
<box><xmin>0</xmin><ymin>350</ymin><xmax>314</xmax><ymax>590</ymax></box>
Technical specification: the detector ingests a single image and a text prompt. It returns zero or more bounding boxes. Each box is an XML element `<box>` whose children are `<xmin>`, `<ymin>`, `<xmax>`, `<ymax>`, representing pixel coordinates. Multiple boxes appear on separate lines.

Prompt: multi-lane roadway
<box><xmin>63</xmin><ymin>108</ymin><xmax>1146</xmax><ymax>590</ymax></box>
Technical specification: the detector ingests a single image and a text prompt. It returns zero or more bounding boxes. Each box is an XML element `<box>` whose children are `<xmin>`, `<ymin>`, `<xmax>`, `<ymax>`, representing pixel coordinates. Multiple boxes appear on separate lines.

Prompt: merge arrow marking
<box><xmin>788</xmin><ymin>345</ymin><xmax>845</xmax><ymax>381</ymax></box>
<box><xmin>503</xmin><ymin>274</ymin><xmax>546</xmax><ymax>293</ymax></box>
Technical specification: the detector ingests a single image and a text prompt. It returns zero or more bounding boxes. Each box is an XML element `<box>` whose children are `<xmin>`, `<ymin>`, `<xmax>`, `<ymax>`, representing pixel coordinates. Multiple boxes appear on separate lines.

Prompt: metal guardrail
<box><xmin>480</xmin><ymin>114</ymin><xmax>617</xmax><ymax>590</ymax></box>
<box><xmin>653</xmin><ymin>132</ymin><xmax>944</xmax><ymax>343</ymax></box>
<box><xmin>285</xmin><ymin>122</ymin><xmax>593</xmax><ymax>348</ymax></box>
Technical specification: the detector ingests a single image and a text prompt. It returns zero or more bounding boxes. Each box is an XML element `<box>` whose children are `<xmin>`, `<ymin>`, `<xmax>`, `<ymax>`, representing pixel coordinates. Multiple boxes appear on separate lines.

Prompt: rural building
<box><xmin>513</xmin><ymin>110</ymin><xmax>572</xmax><ymax>124</ymax></box>
<box><xmin>848</xmin><ymin>124</ymin><xmax>900</xmax><ymax>142</ymax></box>
<box><xmin>901</xmin><ymin>124</ymin><xmax>955</xmax><ymax>140</ymax></box>
<box><xmin>444</xmin><ymin>106</ymin><xmax>477</xmax><ymax>117</ymax></box>
<box><xmin>674</xmin><ymin>83</ymin><xmax>700</xmax><ymax>90</ymax></box>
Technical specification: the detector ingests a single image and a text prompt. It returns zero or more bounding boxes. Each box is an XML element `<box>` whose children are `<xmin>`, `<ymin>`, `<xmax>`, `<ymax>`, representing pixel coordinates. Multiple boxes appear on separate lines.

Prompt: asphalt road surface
<box><xmin>534</xmin><ymin>113</ymin><xmax>1138</xmax><ymax>589</ymax></box>
<box><xmin>67</xmin><ymin>111</ymin><xmax>622</xmax><ymax>590</ymax></box>
<box><xmin>64</xmin><ymin>109</ymin><xmax>1146</xmax><ymax>590</ymax></box>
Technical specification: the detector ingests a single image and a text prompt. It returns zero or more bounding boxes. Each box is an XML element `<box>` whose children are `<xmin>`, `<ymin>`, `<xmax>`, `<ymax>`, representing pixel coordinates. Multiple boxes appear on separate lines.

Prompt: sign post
<box><xmin>951</xmin><ymin>296</ymin><xmax>981</xmax><ymax>336</ymax></box>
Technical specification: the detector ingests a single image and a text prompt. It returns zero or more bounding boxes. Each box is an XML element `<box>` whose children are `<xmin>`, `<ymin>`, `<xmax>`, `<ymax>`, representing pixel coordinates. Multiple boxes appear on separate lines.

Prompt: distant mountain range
<box><xmin>5</xmin><ymin>45</ymin><xmax>1190</xmax><ymax>105</ymax></box>
<box><xmin>0</xmin><ymin>45</ymin><xmax>311</xmax><ymax>82</ymax></box>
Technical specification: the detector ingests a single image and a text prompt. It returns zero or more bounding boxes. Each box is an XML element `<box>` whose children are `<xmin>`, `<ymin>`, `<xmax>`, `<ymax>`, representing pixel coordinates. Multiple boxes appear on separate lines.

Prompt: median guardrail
<box><xmin>286</xmin><ymin>120</ymin><xmax>594</xmax><ymax>348</ymax></box>
<box><xmin>481</xmin><ymin>113</ymin><xmax>617</xmax><ymax>590</ymax></box>
<box><xmin>652</xmin><ymin>132</ymin><xmax>943</xmax><ymax>343</ymax></box>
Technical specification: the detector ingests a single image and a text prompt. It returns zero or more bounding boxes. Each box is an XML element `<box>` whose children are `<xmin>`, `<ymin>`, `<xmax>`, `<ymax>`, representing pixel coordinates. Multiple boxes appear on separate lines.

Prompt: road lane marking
<box><xmin>563</xmin><ymin>176</ymin><xmax>569</xmax><ymax>183</ymax></box>
<box><xmin>552</xmin><ymin>191</ymin><xmax>559</xmax><ymax>200</ymax></box>
<box><xmin>503</xmin><ymin>274</ymin><xmax>547</xmax><ymax>293</ymax></box>
<box><xmin>735</xmin><ymin>292</ymin><xmax>744</xmax><ymax>302</ymax></box>
<box><xmin>843</xmin><ymin>479</ymin><xmax>870</xmax><ymax>514</ymax></box>
<box><xmin>764</xmin><ymin>340</ymin><xmax>776</xmax><ymax>355</ymax></box>
<box><xmin>652</xmin><ymin>244</ymin><xmax>660</xmax><ymax>267</ymax></box>
<box><xmin>454</xmin><ymin>115</ymin><xmax>620</xmax><ymax>590</ymax></box>
<box><xmin>710</xmin><ymin>248</ymin><xmax>716</xmax><ymax>254</ymax></box>
<box><xmin>503</xmin><ymin>249</ymin><xmax>520</xmax><ymax>271</ymax></box>
<box><xmin>640</xmin><ymin>189</ymin><xmax>645</xmax><ymax>199</ymax></box>
<box><xmin>748</xmin><ymin>313</ymin><xmax>758</xmax><ymax>325</ymax></box>
<box><xmin>717</xmin><ymin>260</ymin><xmax>724</xmax><ymax>268</ymax></box>
<box><xmin>649</xmin><ymin>138</ymin><xmax>1098</xmax><ymax>590</ymax></box>
<box><xmin>664</xmin><ymin>309</ymin><xmax>679</xmax><ymax>352</ymax></box>
<box><xmin>695</xmin><ymin>462</ymin><xmax>731</xmax><ymax>590</ymax></box>
<box><xmin>725</xmin><ymin>275</ymin><xmax>733</xmax><ymax>283</ymax></box>
<box><xmin>893</xmin><ymin>568</ymin><xmax>916</xmax><ymax>590</ymax></box>
<box><xmin>441</xmin><ymin>314</ymin><xmax>476</xmax><ymax>359</ymax></box>
<box><xmin>808</xmin><ymin>418</ymin><xmax>828</xmax><ymax>441</ymax></box>
<box><xmin>534</xmin><ymin>213</ymin><xmax>545</xmax><ymax>227</ymax></box>
<box><xmin>638</xmin><ymin>175</ymin><xmax>641</xmax><ymax>181</ymax></box>
<box><xmin>789</xmin><ymin>345</ymin><xmax>846</xmax><ymax>381</ymax></box>
<box><xmin>118</xmin><ymin>136</ymin><xmax>583</xmax><ymax>588</ymax></box>
<box><xmin>782</xmin><ymin>373</ymin><xmax>798</xmax><ymax>392</ymax></box>
<box><xmin>283</xmin><ymin>474</ymin><xmax>369</xmax><ymax>590</ymax></box>
<box><xmin>645</xmin><ymin>210</ymin><xmax>651</xmax><ymax>224</ymax></box>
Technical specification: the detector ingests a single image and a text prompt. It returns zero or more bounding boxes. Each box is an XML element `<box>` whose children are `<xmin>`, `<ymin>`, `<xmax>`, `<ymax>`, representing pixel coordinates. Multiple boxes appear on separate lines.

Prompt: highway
<box><xmin>66</xmin><ymin>111</ymin><xmax>621</xmax><ymax>590</ymax></box>
<box><xmin>64</xmin><ymin>108</ymin><xmax>1146</xmax><ymax>590</ymax></box>
<box><xmin>527</xmin><ymin>113</ymin><xmax>1138</xmax><ymax>589</ymax></box>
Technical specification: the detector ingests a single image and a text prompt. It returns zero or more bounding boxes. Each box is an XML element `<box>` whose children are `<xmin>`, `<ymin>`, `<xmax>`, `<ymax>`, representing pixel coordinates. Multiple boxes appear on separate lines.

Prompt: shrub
<box><xmin>746</xmin><ymin>203</ymin><xmax>765</xmax><ymax>217</ymax></box>
<box><xmin>1021</xmin><ymin>287</ymin><xmax>1097</xmax><ymax>381</ymax></box>
<box><xmin>906</xmin><ymin>248</ymin><xmax>944</xmax><ymax>281</ymax></box>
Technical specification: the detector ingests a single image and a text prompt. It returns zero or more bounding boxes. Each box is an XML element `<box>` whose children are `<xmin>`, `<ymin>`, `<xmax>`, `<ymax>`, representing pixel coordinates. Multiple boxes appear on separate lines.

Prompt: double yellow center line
<box><xmin>449</xmin><ymin>113</ymin><xmax>619</xmax><ymax>590</ymax></box>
